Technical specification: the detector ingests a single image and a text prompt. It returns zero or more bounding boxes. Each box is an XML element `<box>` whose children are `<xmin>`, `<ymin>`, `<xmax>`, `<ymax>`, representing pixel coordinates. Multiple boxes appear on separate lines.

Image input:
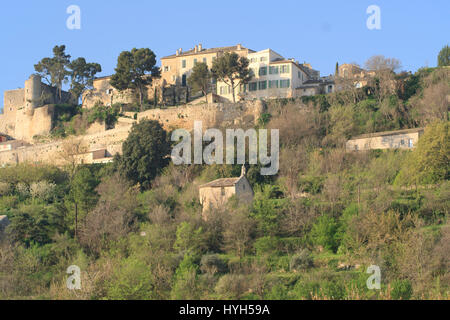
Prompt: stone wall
<box><xmin>0</xmin><ymin>125</ymin><xmax>132</xmax><ymax>166</ymax></box>
<box><xmin>1</xmin><ymin>75</ymin><xmax>73</xmax><ymax>141</ymax></box>
<box><xmin>0</xmin><ymin>100</ymin><xmax>265</xmax><ymax>167</ymax></box>
<box><xmin>133</xmin><ymin>100</ymin><xmax>265</xmax><ymax>131</ymax></box>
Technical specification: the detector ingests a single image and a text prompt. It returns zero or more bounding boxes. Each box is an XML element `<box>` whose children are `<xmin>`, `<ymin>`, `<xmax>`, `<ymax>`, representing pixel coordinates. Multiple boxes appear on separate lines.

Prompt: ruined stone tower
<box><xmin>24</xmin><ymin>74</ymin><xmax>42</xmax><ymax>115</ymax></box>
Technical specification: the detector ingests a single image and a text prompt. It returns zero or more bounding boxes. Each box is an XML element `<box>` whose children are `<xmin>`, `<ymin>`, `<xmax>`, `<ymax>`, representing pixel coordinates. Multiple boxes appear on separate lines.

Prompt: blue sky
<box><xmin>0</xmin><ymin>0</ymin><xmax>448</xmax><ymax>109</ymax></box>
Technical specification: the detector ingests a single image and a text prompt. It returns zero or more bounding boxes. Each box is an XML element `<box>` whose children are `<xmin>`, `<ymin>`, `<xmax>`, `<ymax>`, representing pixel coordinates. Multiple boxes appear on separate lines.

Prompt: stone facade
<box><xmin>0</xmin><ymin>75</ymin><xmax>73</xmax><ymax>142</ymax></box>
<box><xmin>199</xmin><ymin>166</ymin><xmax>254</xmax><ymax>218</ymax></box>
<box><xmin>161</xmin><ymin>44</ymin><xmax>252</xmax><ymax>87</ymax></box>
<box><xmin>82</xmin><ymin>75</ymin><xmax>192</xmax><ymax>109</ymax></box>
<box><xmin>0</xmin><ymin>100</ymin><xmax>265</xmax><ymax>167</ymax></box>
<box><xmin>337</xmin><ymin>64</ymin><xmax>376</xmax><ymax>88</ymax></box>
<box><xmin>346</xmin><ymin>128</ymin><xmax>424</xmax><ymax>151</ymax></box>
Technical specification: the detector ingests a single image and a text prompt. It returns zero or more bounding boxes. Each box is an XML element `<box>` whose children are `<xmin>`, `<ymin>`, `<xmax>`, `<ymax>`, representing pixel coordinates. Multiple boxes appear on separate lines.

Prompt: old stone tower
<box><xmin>24</xmin><ymin>74</ymin><xmax>42</xmax><ymax>114</ymax></box>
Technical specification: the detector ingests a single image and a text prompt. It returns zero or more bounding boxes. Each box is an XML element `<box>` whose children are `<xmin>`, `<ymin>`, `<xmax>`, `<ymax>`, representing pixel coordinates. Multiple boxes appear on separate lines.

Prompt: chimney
<box><xmin>194</xmin><ymin>45</ymin><xmax>198</xmax><ymax>53</ymax></box>
<box><xmin>241</xmin><ymin>165</ymin><xmax>246</xmax><ymax>177</ymax></box>
<box><xmin>237</xmin><ymin>43</ymin><xmax>242</xmax><ymax>50</ymax></box>
<box><xmin>176</xmin><ymin>49</ymin><xmax>179</xmax><ymax>56</ymax></box>
<box><xmin>179</xmin><ymin>48</ymin><xmax>183</xmax><ymax>54</ymax></box>
<box><xmin>198</xmin><ymin>43</ymin><xmax>202</xmax><ymax>52</ymax></box>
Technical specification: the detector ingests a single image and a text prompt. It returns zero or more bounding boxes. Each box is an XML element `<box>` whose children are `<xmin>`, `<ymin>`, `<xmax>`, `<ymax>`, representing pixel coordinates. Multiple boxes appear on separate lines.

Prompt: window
<box><xmin>354</xmin><ymin>145</ymin><xmax>359</xmax><ymax>151</ymax></box>
<box><xmin>268</xmin><ymin>80</ymin><xmax>279</xmax><ymax>88</ymax></box>
<box><xmin>250</xmin><ymin>57</ymin><xmax>257</xmax><ymax>63</ymax></box>
<box><xmin>193</xmin><ymin>58</ymin><xmax>197</xmax><ymax>66</ymax></box>
<box><xmin>203</xmin><ymin>58</ymin><xmax>207</xmax><ymax>63</ymax></box>
<box><xmin>269</xmin><ymin>66</ymin><xmax>279</xmax><ymax>75</ymax></box>
<box><xmin>400</xmin><ymin>139</ymin><xmax>405</xmax><ymax>146</ymax></box>
<box><xmin>280</xmin><ymin>79</ymin><xmax>290</xmax><ymax>88</ymax></box>
<box><xmin>280</xmin><ymin>65</ymin><xmax>290</xmax><ymax>74</ymax></box>
<box><xmin>220</xmin><ymin>86</ymin><xmax>231</xmax><ymax>95</ymax></box>
<box><xmin>249</xmin><ymin>82</ymin><xmax>257</xmax><ymax>91</ymax></box>
<box><xmin>258</xmin><ymin>81</ymin><xmax>267</xmax><ymax>90</ymax></box>
<box><xmin>260</xmin><ymin>56</ymin><xmax>267</xmax><ymax>62</ymax></box>
<box><xmin>408</xmin><ymin>139</ymin><xmax>413</xmax><ymax>148</ymax></box>
<box><xmin>259</xmin><ymin>67</ymin><xmax>267</xmax><ymax>76</ymax></box>
<box><xmin>164</xmin><ymin>66</ymin><xmax>170</xmax><ymax>72</ymax></box>
<box><xmin>182</xmin><ymin>60</ymin><xmax>186</xmax><ymax>68</ymax></box>
<box><xmin>221</xmin><ymin>187</ymin><xmax>225</xmax><ymax>196</ymax></box>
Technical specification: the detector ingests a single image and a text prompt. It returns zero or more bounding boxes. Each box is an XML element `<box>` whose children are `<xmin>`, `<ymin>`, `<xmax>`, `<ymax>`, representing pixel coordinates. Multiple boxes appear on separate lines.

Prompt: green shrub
<box><xmin>391</xmin><ymin>279</ymin><xmax>413</xmax><ymax>300</ymax></box>
<box><xmin>290</xmin><ymin>248</ymin><xmax>314</xmax><ymax>271</ymax></box>
<box><xmin>253</xmin><ymin>236</ymin><xmax>280</xmax><ymax>256</ymax></box>
<box><xmin>310</xmin><ymin>215</ymin><xmax>340</xmax><ymax>252</ymax></box>
<box><xmin>107</xmin><ymin>257</ymin><xmax>155</xmax><ymax>300</ymax></box>
<box><xmin>200</xmin><ymin>254</ymin><xmax>228</xmax><ymax>275</ymax></box>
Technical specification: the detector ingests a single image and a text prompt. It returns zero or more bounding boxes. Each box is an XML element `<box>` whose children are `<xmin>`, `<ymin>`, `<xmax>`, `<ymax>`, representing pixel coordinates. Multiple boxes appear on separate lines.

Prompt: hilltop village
<box><xmin>0</xmin><ymin>42</ymin><xmax>448</xmax><ymax>301</ymax></box>
<box><xmin>0</xmin><ymin>43</ymin><xmax>408</xmax><ymax>166</ymax></box>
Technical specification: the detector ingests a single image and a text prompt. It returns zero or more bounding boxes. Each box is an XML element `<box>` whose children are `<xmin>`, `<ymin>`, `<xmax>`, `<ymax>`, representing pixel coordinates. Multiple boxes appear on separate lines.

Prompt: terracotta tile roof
<box><xmin>162</xmin><ymin>45</ymin><xmax>254</xmax><ymax>59</ymax></box>
<box><xmin>199</xmin><ymin>176</ymin><xmax>243</xmax><ymax>188</ymax></box>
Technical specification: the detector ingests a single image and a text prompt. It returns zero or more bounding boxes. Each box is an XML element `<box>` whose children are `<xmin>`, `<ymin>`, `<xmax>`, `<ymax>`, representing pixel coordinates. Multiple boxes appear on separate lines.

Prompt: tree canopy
<box><xmin>110</xmin><ymin>48</ymin><xmax>160</xmax><ymax>111</ymax></box>
<box><xmin>187</xmin><ymin>62</ymin><xmax>211</xmax><ymax>103</ymax></box>
<box><xmin>211</xmin><ymin>52</ymin><xmax>251</xmax><ymax>103</ymax></box>
<box><xmin>34</xmin><ymin>45</ymin><xmax>71</xmax><ymax>100</ymax></box>
<box><xmin>117</xmin><ymin>119</ymin><xmax>170</xmax><ymax>189</ymax></box>
<box><xmin>437</xmin><ymin>45</ymin><xmax>450</xmax><ymax>67</ymax></box>
<box><xmin>68</xmin><ymin>58</ymin><xmax>102</xmax><ymax>103</ymax></box>
<box><xmin>34</xmin><ymin>45</ymin><xmax>101</xmax><ymax>103</ymax></box>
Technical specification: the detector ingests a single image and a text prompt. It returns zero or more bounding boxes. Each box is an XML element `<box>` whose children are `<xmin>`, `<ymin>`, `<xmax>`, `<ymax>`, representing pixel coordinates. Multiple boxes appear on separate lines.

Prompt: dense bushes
<box><xmin>0</xmin><ymin>67</ymin><xmax>448</xmax><ymax>300</ymax></box>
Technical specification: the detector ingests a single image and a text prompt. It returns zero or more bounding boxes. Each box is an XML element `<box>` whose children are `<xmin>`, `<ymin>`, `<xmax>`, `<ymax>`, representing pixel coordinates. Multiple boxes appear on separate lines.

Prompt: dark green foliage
<box><xmin>391</xmin><ymin>279</ymin><xmax>413</xmax><ymax>300</ymax></box>
<box><xmin>34</xmin><ymin>45</ymin><xmax>71</xmax><ymax>100</ymax></box>
<box><xmin>187</xmin><ymin>62</ymin><xmax>211</xmax><ymax>102</ymax></box>
<box><xmin>117</xmin><ymin>120</ymin><xmax>170</xmax><ymax>189</ymax></box>
<box><xmin>110</xmin><ymin>48</ymin><xmax>160</xmax><ymax>110</ymax></box>
<box><xmin>86</xmin><ymin>103</ymin><xmax>120</xmax><ymax>127</ymax></box>
<box><xmin>309</xmin><ymin>215</ymin><xmax>340</xmax><ymax>252</ymax></box>
<box><xmin>437</xmin><ymin>45</ymin><xmax>450</xmax><ymax>67</ymax></box>
<box><xmin>7</xmin><ymin>204</ymin><xmax>65</xmax><ymax>246</ymax></box>
<box><xmin>211</xmin><ymin>52</ymin><xmax>251</xmax><ymax>103</ymax></box>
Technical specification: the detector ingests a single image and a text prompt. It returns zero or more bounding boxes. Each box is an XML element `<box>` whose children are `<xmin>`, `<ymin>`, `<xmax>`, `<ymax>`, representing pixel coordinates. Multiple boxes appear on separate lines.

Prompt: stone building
<box><xmin>346</xmin><ymin>128</ymin><xmax>424</xmax><ymax>151</ymax></box>
<box><xmin>160</xmin><ymin>44</ymin><xmax>253</xmax><ymax>88</ymax></box>
<box><xmin>216</xmin><ymin>48</ymin><xmax>329</xmax><ymax>101</ymax></box>
<box><xmin>337</xmin><ymin>63</ymin><xmax>375</xmax><ymax>88</ymax></box>
<box><xmin>0</xmin><ymin>75</ymin><xmax>73</xmax><ymax>142</ymax></box>
<box><xmin>82</xmin><ymin>75</ymin><xmax>193</xmax><ymax>109</ymax></box>
<box><xmin>199</xmin><ymin>166</ymin><xmax>254</xmax><ymax>218</ymax></box>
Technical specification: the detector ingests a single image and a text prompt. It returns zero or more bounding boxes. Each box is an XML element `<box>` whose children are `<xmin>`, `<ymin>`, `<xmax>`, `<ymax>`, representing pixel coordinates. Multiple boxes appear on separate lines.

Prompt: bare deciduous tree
<box><xmin>58</xmin><ymin>137</ymin><xmax>88</xmax><ymax>181</ymax></box>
